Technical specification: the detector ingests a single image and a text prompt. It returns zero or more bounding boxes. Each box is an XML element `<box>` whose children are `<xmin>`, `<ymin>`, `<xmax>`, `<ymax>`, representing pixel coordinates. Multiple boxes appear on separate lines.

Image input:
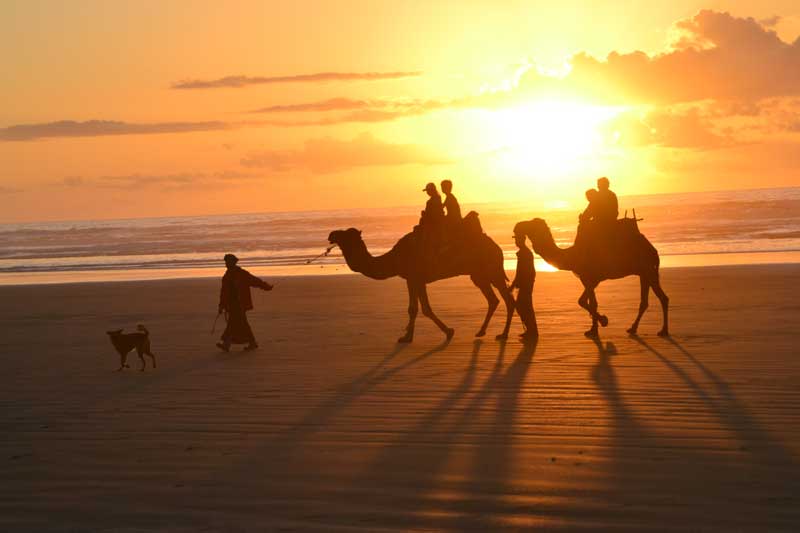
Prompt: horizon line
<box><xmin>1</xmin><ymin>184</ymin><xmax>797</xmax><ymax>227</ymax></box>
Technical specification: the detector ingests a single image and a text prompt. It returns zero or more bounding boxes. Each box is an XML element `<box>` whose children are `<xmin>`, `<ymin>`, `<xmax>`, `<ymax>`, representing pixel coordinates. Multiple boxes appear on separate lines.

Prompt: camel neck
<box><xmin>341</xmin><ymin>242</ymin><xmax>399</xmax><ymax>280</ymax></box>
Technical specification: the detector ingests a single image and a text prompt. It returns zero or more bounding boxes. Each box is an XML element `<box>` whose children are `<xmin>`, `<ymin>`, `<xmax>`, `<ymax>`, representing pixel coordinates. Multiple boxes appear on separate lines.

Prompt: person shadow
<box><xmin>203</xmin><ymin>338</ymin><xmax>451</xmax><ymax>502</ymax></box>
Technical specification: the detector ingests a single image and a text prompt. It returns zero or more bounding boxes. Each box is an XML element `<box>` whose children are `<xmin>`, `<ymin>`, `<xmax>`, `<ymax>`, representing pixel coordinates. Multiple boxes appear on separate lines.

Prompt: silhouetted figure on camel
<box><xmin>328</xmin><ymin>184</ymin><xmax>514</xmax><ymax>343</ymax></box>
<box><xmin>441</xmin><ymin>179</ymin><xmax>461</xmax><ymax>227</ymax></box>
<box><xmin>581</xmin><ymin>176</ymin><xmax>618</xmax><ymax>225</ymax></box>
<box><xmin>515</xmin><ymin>179</ymin><xmax>669</xmax><ymax>338</ymax></box>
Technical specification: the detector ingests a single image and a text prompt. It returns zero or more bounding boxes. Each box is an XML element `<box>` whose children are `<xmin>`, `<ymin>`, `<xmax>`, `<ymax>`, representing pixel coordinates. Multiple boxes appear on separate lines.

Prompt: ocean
<box><xmin>1</xmin><ymin>187</ymin><xmax>799</xmax><ymax>285</ymax></box>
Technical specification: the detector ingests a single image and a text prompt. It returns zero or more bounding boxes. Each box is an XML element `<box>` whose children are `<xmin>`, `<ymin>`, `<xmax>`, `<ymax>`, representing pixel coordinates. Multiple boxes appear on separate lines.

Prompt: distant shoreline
<box><xmin>2</xmin><ymin>251</ymin><xmax>799</xmax><ymax>287</ymax></box>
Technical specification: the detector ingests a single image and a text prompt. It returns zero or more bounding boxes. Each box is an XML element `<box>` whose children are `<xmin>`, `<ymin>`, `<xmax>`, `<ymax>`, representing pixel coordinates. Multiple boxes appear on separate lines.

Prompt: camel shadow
<box><xmin>596</xmin><ymin>334</ymin><xmax>800</xmax><ymax>527</ymax></box>
<box><xmin>348</xmin><ymin>338</ymin><xmax>538</xmax><ymax>530</ymax></box>
<box><xmin>632</xmin><ymin>335</ymin><xmax>795</xmax><ymax>464</ymax></box>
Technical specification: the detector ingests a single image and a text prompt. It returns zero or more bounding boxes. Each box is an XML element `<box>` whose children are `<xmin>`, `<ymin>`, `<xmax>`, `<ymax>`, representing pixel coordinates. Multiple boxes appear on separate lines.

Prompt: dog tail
<box><xmin>136</xmin><ymin>324</ymin><xmax>149</xmax><ymax>335</ymax></box>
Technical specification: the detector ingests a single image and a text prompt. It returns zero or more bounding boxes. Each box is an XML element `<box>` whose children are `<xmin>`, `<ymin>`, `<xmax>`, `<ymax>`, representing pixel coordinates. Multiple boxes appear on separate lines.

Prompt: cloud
<box><xmin>605</xmin><ymin>107</ymin><xmax>733</xmax><ymax>149</ymax></box>
<box><xmin>247</xmin><ymin>96</ymin><xmax>468</xmax><ymax>127</ymax></box>
<box><xmin>61</xmin><ymin>171</ymin><xmax>260</xmax><ymax>190</ymax></box>
<box><xmin>240</xmin><ymin>132</ymin><xmax>450</xmax><ymax>173</ymax></box>
<box><xmin>172</xmin><ymin>71</ymin><xmax>421</xmax><ymax>89</ymax></box>
<box><xmin>517</xmin><ymin>10</ymin><xmax>800</xmax><ymax>105</ymax></box>
<box><xmin>0</xmin><ymin>120</ymin><xmax>229</xmax><ymax>141</ymax></box>
<box><xmin>249</xmin><ymin>97</ymin><xmax>378</xmax><ymax>114</ymax></box>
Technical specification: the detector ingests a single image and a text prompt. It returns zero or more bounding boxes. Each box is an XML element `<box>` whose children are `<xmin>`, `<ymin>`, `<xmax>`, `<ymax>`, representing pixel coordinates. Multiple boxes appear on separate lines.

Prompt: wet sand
<box><xmin>1</xmin><ymin>265</ymin><xmax>799</xmax><ymax>531</ymax></box>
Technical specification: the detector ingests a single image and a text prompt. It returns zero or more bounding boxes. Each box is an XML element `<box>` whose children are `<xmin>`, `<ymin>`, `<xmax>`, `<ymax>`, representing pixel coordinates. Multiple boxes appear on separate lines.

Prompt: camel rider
<box><xmin>579</xmin><ymin>188</ymin><xmax>600</xmax><ymax>224</ymax></box>
<box><xmin>441</xmin><ymin>179</ymin><xmax>461</xmax><ymax>225</ymax></box>
<box><xmin>421</xmin><ymin>182</ymin><xmax>444</xmax><ymax>227</ymax></box>
<box><xmin>420</xmin><ymin>182</ymin><xmax>444</xmax><ymax>264</ymax></box>
<box><xmin>594</xmin><ymin>176</ymin><xmax>618</xmax><ymax>225</ymax></box>
<box><xmin>580</xmin><ymin>177</ymin><xmax>618</xmax><ymax>229</ymax></box>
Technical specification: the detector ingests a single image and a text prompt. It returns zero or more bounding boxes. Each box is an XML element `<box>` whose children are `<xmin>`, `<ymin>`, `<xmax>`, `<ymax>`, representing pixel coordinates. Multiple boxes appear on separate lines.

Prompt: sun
<box><xmin>482</xmin><ymin>99</ymin><xmax>623</xmax><ymax>176</ymax></box>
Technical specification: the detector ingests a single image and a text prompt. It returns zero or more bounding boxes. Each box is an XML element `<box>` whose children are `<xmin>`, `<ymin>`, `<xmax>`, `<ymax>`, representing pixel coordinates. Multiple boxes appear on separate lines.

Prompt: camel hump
<box><xmin>462</xmin><ymin>211</ymin><xmax>483</xmax><ymax>236</ymax></box>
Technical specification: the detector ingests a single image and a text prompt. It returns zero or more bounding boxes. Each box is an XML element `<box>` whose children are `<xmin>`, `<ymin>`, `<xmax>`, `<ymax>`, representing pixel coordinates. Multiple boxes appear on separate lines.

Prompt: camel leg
<box><xmin>578</xmin><ymin>288</ymin><xmax>598</xmax><ymax>336</ymax></box>
<box><xmin>651</xmin><ymin>275</ymin><xmax>670</xmax><ymax>337</ymax></box>
<box><xmin>588</xmin><ymin>289</ymin><xmax>609</xmax><ymax>328</ymax></box>
<box><xmin>398</xmin><ymin>280</ymin><xmax>419</xmax><ymax>343</ymax></box>
<box><xmin>581</xmin><ymin>284</ymin><xmax>608</xmax><ymax>338</ymax></box>
<box><xmin>473</xmin><ymin>276</ymin><xmax>499</xmax><ymax>338</ymax></box>
<box><xmin>493</xmin><ymin>276</ymin><xmax>515</xmax><ymax>340</ymax></box>
<box><xmin>627</xmin><ymin>276</ymin><xmax>650</xmax><ymax>335</ymax></box>
<box><xmin>418</xmin><ymin>284</ymin><xmax>455</xmax><ymax>340</ymax></box>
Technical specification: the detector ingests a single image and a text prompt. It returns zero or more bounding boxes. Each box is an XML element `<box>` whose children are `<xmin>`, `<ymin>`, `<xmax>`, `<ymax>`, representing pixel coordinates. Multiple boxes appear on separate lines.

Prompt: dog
<box><xmin>106</xmin><ymin>324</ymin><xmax>157</xmax><ymax>371</ymax></box>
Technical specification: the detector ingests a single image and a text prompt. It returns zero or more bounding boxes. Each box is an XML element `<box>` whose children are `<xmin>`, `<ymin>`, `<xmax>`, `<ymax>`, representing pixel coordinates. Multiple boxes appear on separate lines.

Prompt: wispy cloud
<box><xmin>172</xmin><ymin>71</ymin><xmax>422</xmax><ymax>89</ymax></box>
<box><xmin>240</xmin><ymin>132</ymin><xmax>450</xmax><ymax>173</ymax></box>
<box><xmin>0</xmin><ymin>120</ymin><xmax>229</xmax><ymax>141</ymax></box>
<box><xmin>247</xmin><ymin>96</ymin><xmax>462</xmax><ymax>127</ymax></box>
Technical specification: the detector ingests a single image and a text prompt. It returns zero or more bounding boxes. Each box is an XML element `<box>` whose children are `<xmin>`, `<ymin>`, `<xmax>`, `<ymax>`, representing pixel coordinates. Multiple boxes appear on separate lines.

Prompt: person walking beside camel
<box><xmin>511</xmin><ymin>225</ymin><xmax>537</xmax><ymax>338</ymax></box>
<box><xmin>217</xmin><ymin>254</ymin><xmax>273</xmax><ymax>352</ymax></box>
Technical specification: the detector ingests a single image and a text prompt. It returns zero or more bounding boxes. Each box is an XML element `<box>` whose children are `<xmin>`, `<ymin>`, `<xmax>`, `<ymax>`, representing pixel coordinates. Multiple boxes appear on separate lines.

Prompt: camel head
<box><xmin>514</xmin><ymin>218</ymin><xmax>548</xmax><ymax>239</ymax></box>
<box><xmin>328</xmin><ymin>227</ymin><xmax>363</xmax><ymax>248</ymax></box>
<box><xmin>328</xmin><ymin>228</ymin><xmax>375</xmax><ymax>274</ymax></box>
<box><xmin>514</xmin><ymin>218</ymin><xmax>555</xmax><ymax>255</ymax></box>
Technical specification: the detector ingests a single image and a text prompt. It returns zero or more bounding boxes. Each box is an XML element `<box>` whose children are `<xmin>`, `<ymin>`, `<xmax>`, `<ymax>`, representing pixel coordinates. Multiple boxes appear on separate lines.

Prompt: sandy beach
<box><xmin>1</xmin><ymin>264</ymin><xmax>799</xmax><ymax>531</ymax></box>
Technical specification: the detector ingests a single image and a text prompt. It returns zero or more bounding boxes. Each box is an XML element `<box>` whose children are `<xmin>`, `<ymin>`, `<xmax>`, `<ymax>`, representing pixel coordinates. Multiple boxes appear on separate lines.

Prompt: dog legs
<box><xmin>145</xmin><ymin>348</ymin><xmax>157</xmax><ymax>369</ymax></box>
<box><xmin>136</xmin><ymin>349</ymin><xmax>147</xmax><ymax>371</ymax></box>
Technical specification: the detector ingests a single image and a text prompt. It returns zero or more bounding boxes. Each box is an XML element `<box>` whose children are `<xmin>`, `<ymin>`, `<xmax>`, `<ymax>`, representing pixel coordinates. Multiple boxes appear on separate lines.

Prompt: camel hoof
<box><xmin>657</xmin><ymin>329</ymin><xmax>670</xmax><ymax>337</ymax></box>
<box><xmin>584</xmin><ymin>329</ymin><xmax>599</xmax><ymax>339</ymax></box>
<box><xmin>627</xmin><ymin>326</ymin><xmax>638</xmax><ymax>335</ymax></box>
<box><xmin>599</xmin><ymin>315</ymin><xmax>609</xmax><ymax>327</ymax></box>
<box><xmin>397</xmin><ymin>334</ymin><xmax>413</xmax><ymax>343</ymax></box>
<box><xmin>495</xmin><ymin>333</ymin><xmax>508</xmax><ymax>341</ymax></box>
<box><xmin>444</xmin><ymin>328</ymin><xmax>455</xmax><ymax>340</ymax></box>
<box><xmin>475</xmin><ymin>329</ymin><xmax>486</xmax><ymax>338</ymax></box>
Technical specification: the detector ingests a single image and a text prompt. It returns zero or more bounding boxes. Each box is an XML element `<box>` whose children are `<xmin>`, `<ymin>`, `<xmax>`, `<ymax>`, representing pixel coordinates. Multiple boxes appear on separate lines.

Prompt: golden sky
<box><xmin>2</xmin><ymin>0</ymin><xmax>800</xmax><ymax>222</ymax></box>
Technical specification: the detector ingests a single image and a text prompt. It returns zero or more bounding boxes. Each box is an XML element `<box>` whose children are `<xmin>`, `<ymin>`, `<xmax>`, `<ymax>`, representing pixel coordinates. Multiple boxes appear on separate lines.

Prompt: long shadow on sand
<box><xmin>209</xmin><ymin>339</ymin><xmax>450</xmax><ymax>487</ymax></box>
<box><xmin>590</xmin><ymin>333</ymin><xmax>800</xmax><ymax>529</ymax></box>
<box><xmin>344</xmin><ymin>338</ymin><xmax>538</xmax><ymax>530</ymax></box>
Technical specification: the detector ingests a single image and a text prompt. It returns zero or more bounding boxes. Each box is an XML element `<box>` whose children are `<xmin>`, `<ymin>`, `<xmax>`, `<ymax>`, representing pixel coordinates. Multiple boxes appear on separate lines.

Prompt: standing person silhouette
<box><xmin>217</xmin><ymin>254</ymin><xmax>273</xmax><ymax>352</ymax></box>
<box><xmin>511</xmin><ymin>225</ymin><xmax>537</xmax><ymax>338</ymax></box>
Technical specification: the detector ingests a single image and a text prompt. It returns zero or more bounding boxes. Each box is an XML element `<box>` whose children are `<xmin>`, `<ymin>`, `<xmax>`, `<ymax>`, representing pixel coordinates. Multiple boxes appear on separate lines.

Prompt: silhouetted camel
<box><xmin>328</xmin><ymin>220</ymin><xmax>514</xmax><ymax>343</ymax></box>
<box><xmin>515</xmin><ymin>218</ymin><xmax>669</xmax><ymax>337</ymax></box>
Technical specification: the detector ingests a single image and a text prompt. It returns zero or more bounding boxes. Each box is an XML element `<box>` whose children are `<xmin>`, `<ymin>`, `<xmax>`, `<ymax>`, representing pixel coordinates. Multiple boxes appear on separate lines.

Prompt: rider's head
<box><xmin>441</xmin><ymin>179</ymin><xmax>453</xmax><ymax>194</ymax></box>
<box><xmin>585</xmin><ymin>188</ymin><xmax>598</xmax><ymax>202</ymax></box>
<box><xmin>423</xmin><ymin>182</ymin><xmax>438</xmax><ymax>197</ymax></box>
<box><xmin>597</xmin><ymin>176</ymin><xmax>610</xmax><ymax>191</ymax></box>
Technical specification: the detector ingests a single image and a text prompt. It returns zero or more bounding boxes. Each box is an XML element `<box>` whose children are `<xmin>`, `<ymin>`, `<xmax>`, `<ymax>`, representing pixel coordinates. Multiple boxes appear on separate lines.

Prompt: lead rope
<box><xmin>306</xmin><ymin>244</ymin><xmax>337</xmax><ymax>265</ymax></box>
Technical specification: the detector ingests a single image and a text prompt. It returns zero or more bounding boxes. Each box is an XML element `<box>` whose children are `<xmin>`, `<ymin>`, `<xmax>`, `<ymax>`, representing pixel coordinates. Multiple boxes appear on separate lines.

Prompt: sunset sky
<box><xmin>2</xmin><ymin>0</ymin><xmax>800</xmax><ymax>222</ymax></box>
